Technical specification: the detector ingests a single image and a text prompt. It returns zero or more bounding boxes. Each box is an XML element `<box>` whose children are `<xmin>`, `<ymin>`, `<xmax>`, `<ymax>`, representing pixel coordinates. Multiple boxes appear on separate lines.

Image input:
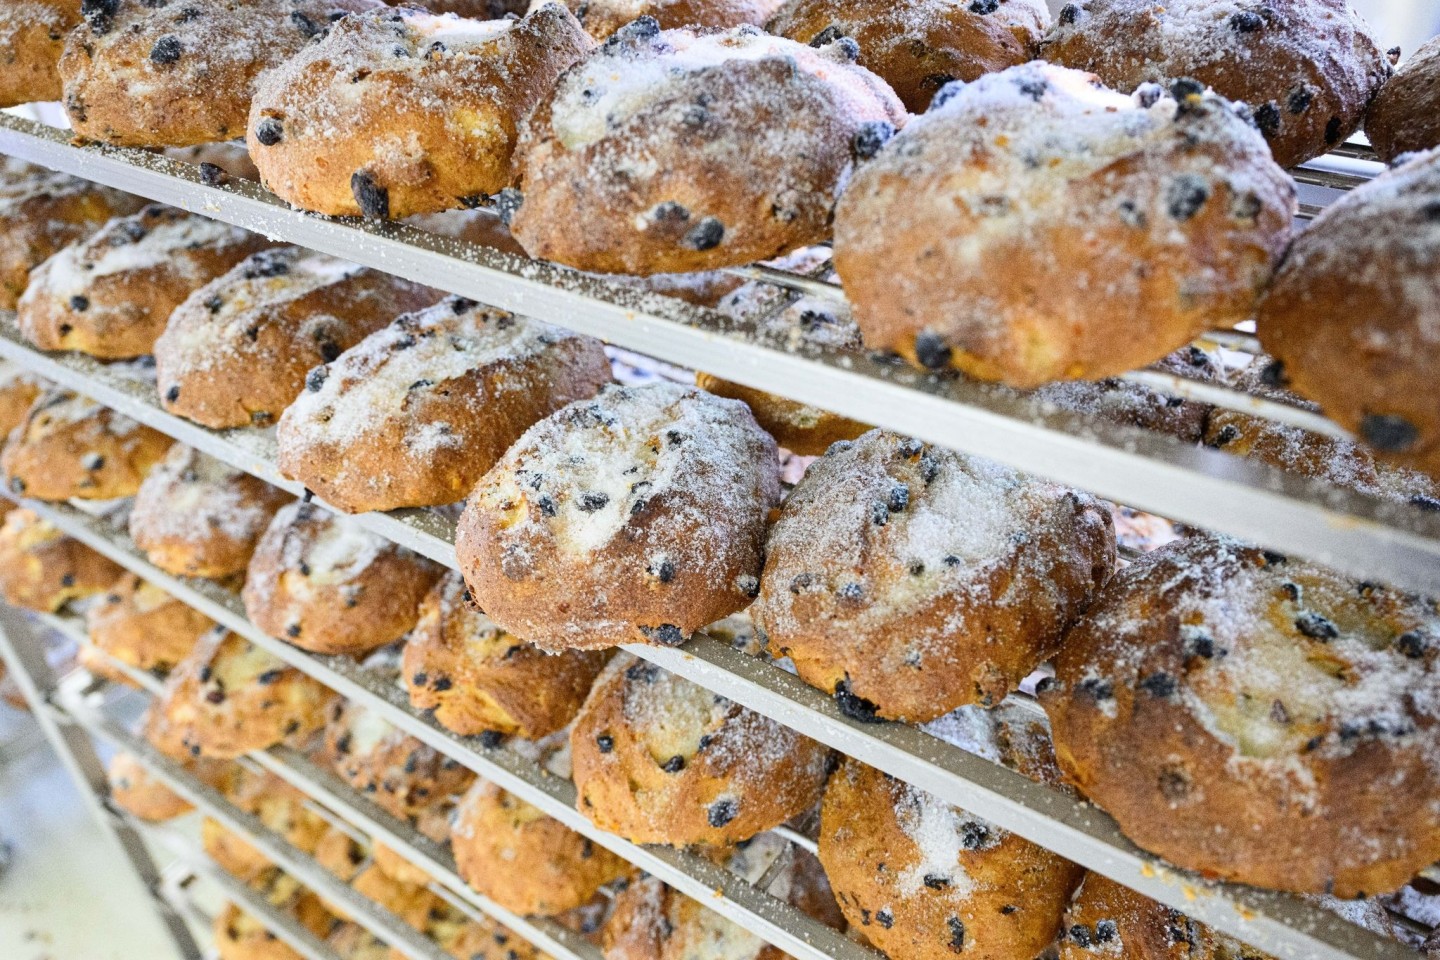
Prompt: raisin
<box><xmin>291</xmin><ymin>10</ymin><xmax>320</xmax><ymax>37</ymax></box>
<box><xmin>960</xmin><ymin>821</ymin><xmax>990</xmax><ymax>849</ymax></box>
<box><xmin>929</xmin><ymin>80</ymin><xmax>965</xmax><ymax>111</ymax></box>
<box><xmin>198</xmin><ymin>163</ymin><xmax>226</xmax><ymax>186</ymax></box>
<box><xmin>683</xmin><ymin>217</ymin><xmax>724</xmax><ymax>251</ymax></box>
<box><xmin>876</xmin><ymin>910</ymin><xmax>894</xmax><ymax>928</ymax></box>
<box><xmin>923</xmin><ymin>875</ymin><xmax>950</xmax><ymax>890</ymax></box>
<box><xmin>351</xmin><ymin>170</ymin><xmax>390</xmax><ymax>219</ymax></box>
<box><xmin>305</xmin><ymin>367</ymin><xmax>328</xmax><ymax>392</ymax></box>
<box><xmin>1396</xmin><ymin>632</ymin><xmax>1428</xmax><ymax>659</ymax></box>
<box><xmin>707</xmin><ymin>798</ymin><xmax>738</xmax><ymax>827</ymax></box>
<box><xmin>1253</xmin><ymin>101</ymin><xmax>1281</xmax><ymax>137</ymax></box>
<box><xmin>149</xmin><ymin>35</ymin><xmax>182</xmax><ymax>64</ymax></box>
<box><xmin>1140</xmin><ymin>672</ymin><xmax>1176</xmax><ymax>697</ymax></box>
<box><xmin>947</xmin><ymin>917</ymin><xmax>966</xmax><ymax>951</ymax></box>
<box><xmin>1361</xmin><ymin>414</ymin><xmax>1419</xmax><ymax>452</ymax></box>
<box><xmin>578</xmin><ymin>492</ymin><xmax>609</xmax><ymax>512</ymax></box>
<box><xmin>1058</xmin><ymin>3</ymin><xmax>1080</xmax><ymax>25</ymax></box>
<box><xmin>1231</xmin><ymin>10</ymin><xmax>1264</xmax><ymax>31</ymax></box>
<box><xmin>808</xmin><ymin>24</ymin><xmax>844</xmax><ymax>47</ymax></box>
<box><xmin>1295</xmin><ymin>612</ymin><xmax>1338</xmax><ymax>641</ymax></box>
<box><xmin>494</xmin><ymin>187</ymin><xmax>523</xmax><ymax>226</ymax></box>
<box><xmin>1288</xmin><ymin>86</ymin><xmax>1313</xmax><ymax>114</ymax></box>
<box><xmin>914</xmin><ymin>331</ymin><xmax>952</xmax><ymax>369</ymax></box>
<box><xmin>852</xmin><ymin>121</ymin><xmax>895</xmax><ymax>161</ymax></box>
<box><xmin>1166</xmin><ymin>174</ymin><xmax>1210</xmax><ymax>221</ymax></box>
<box><xmin>596</xmin><ymin>734</ymin><xmax>614</xmax><ymax>753</ymax></box>
<box><xmin>640</xmin><ymin>624</ymin><xmax>685</xmax><ymax>646</ymax></box>
<box><xmin>968</xmin><ymin>0</ymin><xmax>998</xmax><ymax>13</ymax></box>
<box><xmin>478</xmin><ymin>730</ymin><xmax>503</xmax><ymax>747</ymax></box>
<box><xmin>69</xmin><ymin>295</ymin><xmax>89</xmax><ymax>312</ymax></box>
<box><xmin>834</xmin><ymin>679</ymin><xmax>883</xmax><ymax>723</ymax></box>
<box><xmin>1077</xmin><ymin>677</ymin><xmax>1114</xmax><ymax>701</ymax></box>
<box><xmin>254</xmin><ymin>117</ymin><xmax>284</xmax><ymax>147</ymax></box>
<box><xmin>661</xmin><ymin>755</ymin><xmax>685</xmax><ymax>773</ymax></box>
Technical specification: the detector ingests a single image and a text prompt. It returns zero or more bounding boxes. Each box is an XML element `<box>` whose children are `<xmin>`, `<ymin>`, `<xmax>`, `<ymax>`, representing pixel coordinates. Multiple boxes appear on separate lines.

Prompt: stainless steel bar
<box><xmin>0</xmin><ymin>118</ymin><xmax>1436</xmax><ymax>595</ymax></box>
<box><xmin>1120</xmin><ymin>369</ymin><xmax>1356</xmax><ymax>440</ymax></box>
<box><xmin>0</xmin><ymin>604</ymin><xmax>206</xmax><ymax>960</ymax></box>
<box><xmin>12</xmin><ymin>494</ymin><xmax>1415</xmax><ymax>960</ymax></box>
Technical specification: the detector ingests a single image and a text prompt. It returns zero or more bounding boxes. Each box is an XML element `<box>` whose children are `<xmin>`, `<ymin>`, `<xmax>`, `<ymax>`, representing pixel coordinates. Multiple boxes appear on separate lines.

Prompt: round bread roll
<box><xmin>458</xmin><ymin>381</ymin><xmax>781</xmax><ymax>652</ymax></box>
<box><xmin>548</xmin><ymin>0</ymin><xmax>784</xmax><ymax>40</ymax></box>
<box><xmin>1204</xmin><ymin>359</ymin><xmax>1440</xmax><ymax>508</ymax></box>
<box><xmin>247</xmin><ymin>4</ymin><xmax>592</xmax><ymax>219</ymax></box>
<box><xmin>834</xmin><ymin>64</ymin><xmax>1295</xmax><ymax>387</ymax></box>
<box><xmin>347</xmin><ymin>864</ymin><xmax>444</xmax><ymax>929</ymax></box>
<box><xmin>59</xmin><ymin>0</ymin><xmax>384</xmax><ymax>147</ymax></box>
<box><xmin>752</xmin><ymin>430</ymin><xmax>1115</xmax><ymax>723</ymax></box>
<box><xmin>324</xmin><ymin>699</ymin><xmax>475</xmax><ymax>821</ymax></box>
<box><xmin>277</xmin><ymin>296</ymin><xmax>611</xmax><ymax>513</ymax></box>
<box><xmin>0</xmin><ymin>508</ymin><xmax>124</xmax><ymax>612</ymax></box>
<box><xmin>243</xmin><ymin>502</ymin><xmax>444</xmax><ymax>656</ymax></box>
<box><xmin>312</xmin><ymin>824</ymin><xmax>368</xmax><ymax>890</ymax></box>
<box><xmin>389</xmin><ymin>906</ymin><xmax>545</xmax><ymax>960</ymax></box>
<box><xmin>1367</xmin><ymin>35</ymin><xmax>1440</xmax><ymax>162</ymax></box>
<box><xmin>1042</xmin><ymin>534</ymin><xmax>1440</xmax><ymax>896</ymax></box>
<box><xmin>154</xmin><ymin>626</ymin><xmax>335</xmax><ymax>759</ymax></box>
<box><xmin>1056</xmin><ymin>872</ymin><xmax>1274</xmax><ymax>960</ymax></box>
<box><xmin>1030</xmin><ymin>345</ymin><xmax>1221</xmax><ymax>444</ymax></box>
<box><xmin>130</xmin><ymin>446</ymin><xmax>292</xmax><ymax>579</ymax></box>
<box><xmin>1256</xmin><ymin>147</ymin><xmax>1440</xmax><ymax>479</ymax></box>
<box><xmin>1039</xmin><ymin>0</ymin><xmax>1391</xmax><ymax>168</ymax></box>
<box><xmin>0</xmin><ymin>1</ymin><xmax>80</xmax><ymax>108</ymax></box>
<box><xmin>203</xmin><ymin>768</ymin><xmax>332</xmax><ymax>882</ymax></box>
<box><xmin>86</xmin><ymin>573</ymin><xmax>215</xmax><ymax>676</ymax></box>
<box><xmin>0</xmin><ymin>170</ymin><xmax>143</xmax><ymax>309</ymax></box>
<box><xmin>371</xmin><ymin>841</ymin><xmax>432</xmax><ymax>888</ymax></box>
<box><xmin>17</xmin><ymin>205</ymin><xmax>271</xmax><ymax>359</ymax></box>
<box><xmin>452</xmin><ymin>778</ymin><xmax>632</xmax><ymax>915</ymax></box>
<box><xmin>509</xmin><ymin>23</ymin><xmax>906</xmax><ymax>274</ymax></box>
<box><xmin>107</xmin><ymin>751</ymin><xmax>193</xmax><ymax>822</ymax></box>
<box><xmin>155</xmin><ymin>246</ymin><xmax>437</xmax><ymax>430</ymax></box>
<box><xmin>820</xmin><ymin>755</ymin><xmax>1083</xmax><ymax>960</ymax></box>
<box><xmin>570</xmin><ymin>655</ymin><xmax>831</xmax><ymax>846</ymax></box>
<box><xmin>768</xmin><ymin>0</ymin><xmax>1048</xmax><ymax>112</ymax></box>
<box><xmin>404</xmin><ymin>570</ymin><xmax>611</xmax><ymax>738</ymax></box>
<box><xmin>0</xmin><ymin>365</ymin><xmax>44</xmax><ymax>437</ymax></box>
<box><xmin>2</xmin><ymin>388</ymin><xmax>174</xmax><ymax>501</ymax></box>
<box><xmin>215</xmin><ymin>878</ymin><xmax>336</xmax><ymax>960</ymax></box>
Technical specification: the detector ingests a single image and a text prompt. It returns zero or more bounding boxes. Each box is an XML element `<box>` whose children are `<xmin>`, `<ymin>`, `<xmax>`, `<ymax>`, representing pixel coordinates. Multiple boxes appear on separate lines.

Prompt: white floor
<box><xmin>0</xmin><ymin>703</ymin><xmax>189</xmax><ymax>960</ymax></box>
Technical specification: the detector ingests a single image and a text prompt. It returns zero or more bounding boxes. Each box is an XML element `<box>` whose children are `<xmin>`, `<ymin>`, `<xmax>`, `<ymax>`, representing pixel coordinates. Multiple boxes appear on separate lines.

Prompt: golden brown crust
<box><xmin>753</xmin><ymin>431</ymin><xmax>1115</xmax><ymax>723</ymax></box>
<box><xmin>349</xmin><ymin>865</ymin><xmax>444</xmax><ymax>929</ymax></box>
<box><xmin>834</xmin><ymin>64</ymin><xmax>1295</xmax><ymax>388</ymax></box>
<box><xmin>130</xmin><ymin>446</ymin><xmax>292</xmax><ymax>578</ymax></box>
<box><xmin>555</xmin><ymin>0</ymin><xmax>785</xmax><ymax>40</ymax></box>
<box><xmin>695</xmin><ymin>373</ymin><xmax>869</xmax><ymax>457</ymax></box>
<box><xmin>107</xmin><ymin>751</ymin><xmax>193</xmax><ymax>822</ymax></box>
<box><xmin>0</xmin><ymin>508</ymin><xmax>124</xmax><ymax>612</ymax></box>
<box><xmin>604</xmin><ymin>874</ymin><xmax>788</xmax><ymax>960</ymax></box>
<box><xmin>1039</xmin><ymin>0</ymin><xmax>1391</xmax><ymax>168</ymax></box>
<box><xmin>404</xmin><ymin>570</ymin><xmax>611</xmax><ymax>738</ymax></box>
<box><xmin>510</xmin><ymin>25</ymin><xmax>906</xmax><ymax>274</ymax></box>
<box><xmin>1367</xmin><ymin>36</ymin><xmax>1440</xmax><ymax>162</ymax></box>
<box><xmin>452</xmin><ymin>778</ymin><xmax>632</xmax><ymax>915</ymax></box>
<box><xmin>203</xmin><ymin>767</ymin><xmax>331</xmax><ymax>882</ymax></box>
<box><xmin>243</xmin><ymin>501</ymin><xmax>443</xmax><ymax>655</ymax></box>
<box><xmin>86</xmin><ymin>573</ymin><xmax>215</xmax><ymax>676</ymax></box>
<box><xmin>1042</xmin><ymin>534</ymin><xmax>1440</xmax><ymax>896</ymax></box>
<box><xmin>1255</xmin><ymin>148</ymin><xmax>1440</xmax><ymax>479</ymax></box>
<box><xmin>0</xmin><ymin>1</ymin><xmax>79</xmax><ymax>108</ymax></box>
<box><xmin>820</xmin><ymin>757</ymin><xmax>1083</xmax><ymax>960</ymax></box>
<box><xmin>457</xmin><ymin>382</ymin><xmax>781</xmax><ymax>652</ymax></box>
<box><xmin>1</xmin><ymin>388</ymin><xmax>173</xmax><ymax>501</ymax></box>
<box><xmin>0</xmin><ymin>171</ymin><xmax>142</xmax><ymax>309</ymax></box>
<box><xmin>277</xmin><ymin>297</ymin><xmax>611</xmax><ymax>512</ymax></box>
<box><xmin>17</xmin><ymin>205</ymin><xmax>271</xmax><ymax>359</ymax></box>
<box><xmin>215</xmin><ymin>875</ymin><xmax>337</xmax><ymax>960</ymax></box>
<box><xmin>371</xmin><ymin>842</ymin><xmax>433</xmax><ymax>888</ymax></box>
<box><xmin>323</xmin><ymin>698</ymin><xmax>476</xmax><ymax>821</ymax></box>
<box><xmin>154</xmin><ymin>627</ymin><xmax>335</xmax><ymax>759</ymax></box>
<box><xmin>248</xmin><ymin>4</ymin><xmax>592</xmax><ymax>218</ymax></box>
<box><xmin>156</xmin><ymin>246</ymin><xmax>438</xmax><ymax>430</ymax></box>
<box><xmin>570</xmin><ymin>655</ymin><xmax>831</xmax><ymax>846</ymax></box>
<box><xmin>1030</xmin><ymin>346</ymin><xmax>1221</xmax><ymax>444</ymax></box>
<box><xmin>0</xmin><ymin>367</ymin><xmax>44</xmax><ymax>437</ymax></box>
<box><xmin>1056</xmin><ymin>873</ymin><xmax>1275</xmax><ymax>960</ymax></box>
<box><xmin>60</xmin><ymin>0</ymin><xmax>384</xmax><ymax>147</ymax></box>
<box><xmin>768</xmin><ymin>0</ymin><xmax>1048</xmax><ymax>112</ymax></box>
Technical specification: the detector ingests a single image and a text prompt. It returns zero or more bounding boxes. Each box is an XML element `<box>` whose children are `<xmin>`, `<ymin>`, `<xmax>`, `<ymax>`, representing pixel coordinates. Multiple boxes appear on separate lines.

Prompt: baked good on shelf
<box><xmin>509</xmin><ymin>23</ymin><xmax>905</xmax><ymax>274</ymax></box>
<box><xmin>834</xmin><ymin>63</ymin><xmax>1295</xmax><ymax>388</ymax></box>
<box><xmin>312</xmin><ymin>824</ymin><xmax>368</xmax><ymax>890</ymax></box>
<box><xmin>17</xmin><ymin>205</ymin><xmax>271</xmax><ymax>359</ymax></box>
<box><xmin>458</xmin><ymin>381</ymin><xmax>781</xmax><ymax>652</ymax></box>
<box><xmin>244</xmin><ymin>502</ymin><xmax>443</xmax><ymax>655</ymax></box>
<box><xmin>752</xmin><ymin>430</ymin><xmax>1115</xmax><ymax>723</ymax></box>
<box><xmin>214</xmin><ymin>873</ymin><xmax>337</xmax><ymax>960</ymax></box>
<box><xmin>0</xmin><ymin>171</ymin><xmax>142</xmax><ymax>309</ymax></box>
<box><xmin>403</xmin><ymin>570</ymin><xmax>611</xmax><ymax>738</ymax></box>
<box><xmin>153</xmin><ymin>626</ymin><xmax>335</xmax><ymax>759</ymax></box>
<box><xmin>396</xmin><ymin>904</ymin><xmax>546</xmax><ymax>960</ymax></box>
<box><xmin>768</xmin><ymin>0</ymin><xmax>1048</xmax><ymax>112</ymax></box>
<box><xmin>819</xmin><ymin>754</ymin><xmax>1083</xmax><ymax>960</ymax></box>
<box><xmin>1203</xmin><ymin>359</ymin><xmax>1440</xmax><ymax>507</ymax></box>
<box><xmin>348</xmin><ymin>864</ymin><xmax>443</xmax><ymax>929</ymax></box>
<box><xmin>59</xmin><ymin>0</ymin><xmax>384</xmax><ymax>147</ymax></box>
<box><xmin>155</xmin><ymin>246</ymin><xmax>437</xmax><ymax>430</ymax></box>
<box><xmin>1</xmin><ymin>388</ymin><xmax>174</xmax><ymax>501</ymax></box>
<box><xmin>0</xmin><ymin>365</ymin><xmax>44</xmax><ymax>436</ymax></box>
<box><xmin>277</xmin><ymin>296</ymin><xmax>610</xmax><ymax>513</ymax></box>
<box><xmin>1255</xmin><ymin>147</ymin><xmax>1440</xmax><ymax>479</ymax></box>
<box><xmin>203</xmin><ymin>768</ymin><xmax>332</xmax><ymax>882</ymax></box>
<box><xmin>570</xmin><ymin>654</ymin><xmax>831</xmax><ymax>846</ymax></box>
<box><xmin>323</xmin><ymin>699</ymin><xmax>475</xmax><ymax>820</ymax></box>
<box><xmin>371</xmin><ymin>842</ymin><xmax>431</xmax><ymax>888</ymax></box>
<box><xmin>1367</xmin><ymin>36</ymin><xmax>1440</xmax><ymax>162</ymax></box>
<box><xmin>86</xmin><ymin>573</ymin><xmax>215</xmax><ymax>676</ymax></box>
<box><xmin>1038</xmin><ymin>0</ymin><xmax>1391</xmax><ymax>168</ymax></box>
<box><xmin>0</xmin><ymin>508</ymin><xmax>124</xmax><ymax>611</ymax></box>
<box><xmin>0</xmin><ymin>1</ymin><xmax>80</xmax><ymax>108</ymax></box>
<box><xmin>1056</xmin><ymin>872</ymin><xmax>1275</xmax><ymax>960</ymax></box>
<box><xmin>1030</xmin><ymin>345</ymin><xmax>1221</xmax><ymax>444</ymax></box>
<box><xmin>553</xmin><ymin>0</ymin><xmax>784</xmax><ymax>39</ymax></box>
<box><xmin>1042</xmin><ymin>533</ymin><xmax>1440</xmax><ymax>896</ymax></box>
<box><xmin>107</xmin><ymin>751</ymin><xmax>193</xmax><ymax>822</ymax></box>
<box><xmin>452</xmin><ymin>778</ymin><xmax>632</xmax><ymax>915</ymax></box>
<box><xmin>130</xmin><ymin>446</ymin><xmax>292</xmax><ymax>579</ymax></box>
<box><xmin>247</xmin><ymin>4</ymin><xmax>592</xmax><ymax>218</ymax></box>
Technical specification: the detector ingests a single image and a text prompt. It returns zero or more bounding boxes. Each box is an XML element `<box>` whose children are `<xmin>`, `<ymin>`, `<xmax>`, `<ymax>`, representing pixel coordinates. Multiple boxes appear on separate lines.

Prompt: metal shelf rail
<box><xmin>1</xmin><ymin>114</ymin><xmax>1438</xmax><ymax>598</ymax></box>
<box><xmin>3</xmin><ymin>493</ymin><xmax>1416</xmax><ymax>960</ymax></box>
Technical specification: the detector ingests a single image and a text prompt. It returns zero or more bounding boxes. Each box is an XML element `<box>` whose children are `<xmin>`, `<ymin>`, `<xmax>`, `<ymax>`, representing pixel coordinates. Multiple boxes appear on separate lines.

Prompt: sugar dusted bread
<box><xmin>324</xmin><ymin>699</ymin><xmax>475</xmax><ymax>821</ymax></box>
<box><xmin>833</xmin><ymin>64</ymin><xmax>1295</xmax><ymax>387</ymax></box>
<box><xmin>87</xmin><ymin>573</ymin><xmax>215</xmax><ymax>677</ymax></box>
<box><xmin>277</xmin><ymin>296</ymin><xmax>610</xmax><ymax>513</ymax></box>
<box><xmin>0</xmin><ymin>508</ymin><xmax>123</xmax><ymax>612</ymax></box>
<box><xmin>458</xmin><ymin>381</ymin><xmax>781</xmax><ymax>652</ymax></box>
<box><xmin>1367</xmin><ymin>35</ymin><xmax>1440</xmax><ymax>162</ymax></box>
<box><xmin>0</xmin><ymin>2</ymin><xmax>79</xmax><ymax>107</ymax></box>
<box><xmin>156</xmin><ymin>246</ymin><xmax>438</xmax><ymax>430</ymax></box>
<box><xmin>551</xmin><ymin>0</ymin><xmax>785</xmax><ymax>39</ymax></box>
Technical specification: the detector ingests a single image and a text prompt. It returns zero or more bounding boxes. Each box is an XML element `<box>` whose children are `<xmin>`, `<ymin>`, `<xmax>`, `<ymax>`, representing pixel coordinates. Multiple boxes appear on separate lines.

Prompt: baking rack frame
<box><xmin>0</xmin><ymin>112</ymin><xmax>1431</xmax><ymax>960</ymax></box>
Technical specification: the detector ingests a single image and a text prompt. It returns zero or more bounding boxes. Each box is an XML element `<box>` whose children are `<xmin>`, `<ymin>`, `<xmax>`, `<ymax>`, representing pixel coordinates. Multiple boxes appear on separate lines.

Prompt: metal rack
<box><xmin>0</xmin><ymin>113</ymin><xmax>1431</xmax><ymax>960</ymax></box>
